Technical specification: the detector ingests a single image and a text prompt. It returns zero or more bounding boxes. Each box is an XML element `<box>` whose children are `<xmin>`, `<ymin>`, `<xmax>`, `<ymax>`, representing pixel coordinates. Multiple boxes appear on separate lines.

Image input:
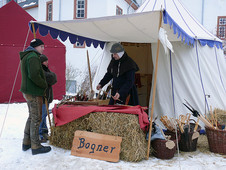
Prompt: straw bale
<box><xmin>50</xmin><ymin>112</ymin><xmax>148</xmax><ymax>162</ymax></box>
<box><xmin>49</xmin><ymin>114</ymin><xmax>90</xmax><ymax>150</ymax></box>
<box><xmin>87</xmin><ymin>112</ymin><xmax>148</xmax><ymax>162</ymax></box>
<box><xmin>214</xmin><ymin>108</ymin><xmax>226</xmax><ymax>125</ymax></box>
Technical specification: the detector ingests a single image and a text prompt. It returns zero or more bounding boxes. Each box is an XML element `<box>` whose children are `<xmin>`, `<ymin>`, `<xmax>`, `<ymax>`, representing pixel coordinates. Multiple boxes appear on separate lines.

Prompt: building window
<box><xmin>219</xmin><ymin>26</ymin><xmax>225</xmax><ymax>39</ymax></box>
<box><xmin>46</xmin><ymin>1</ymin><xmax>53</xmax><ymax>21</ymax></box>
<box><xmin>217</xmin><ymin>16</ymin><xmax>226</xmax><ymax>40</ymax></box>
<box><xmin>116</xmin><ymin>6</ymin><xmax>123</xmax><ymax>15</ymax></box>
<box><xmin>219</xmin><ymin>17</ymin><xmax>226</xmax><ymax>25</ymax></box>
<box><xmin>74</xmin><ymin>0</ymin><xmax>87</xmax><ymax>19</ymax></box>
<box><xmin>73</xmin><ymin>41</ymin><xmax>85</xmax><ymax>48</ymax></box>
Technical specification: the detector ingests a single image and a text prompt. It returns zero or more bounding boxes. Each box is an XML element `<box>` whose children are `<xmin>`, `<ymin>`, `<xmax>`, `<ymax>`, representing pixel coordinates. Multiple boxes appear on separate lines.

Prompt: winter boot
<box><xmin>32</xmin><ymin>145</ymin><xmax>51</xmax><ymax>155</ymax></box>
<box><xmin>22</xmin><ymin>144</ymin><xmax>31</xmax><ymax>151</ymax></box>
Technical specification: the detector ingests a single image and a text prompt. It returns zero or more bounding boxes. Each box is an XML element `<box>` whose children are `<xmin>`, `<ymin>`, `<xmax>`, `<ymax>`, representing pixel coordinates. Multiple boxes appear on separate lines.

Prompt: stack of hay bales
<box><xmin>50</xmin><ymin>112</ymin><xmax>148</xmax><ymax>162</ymax></box>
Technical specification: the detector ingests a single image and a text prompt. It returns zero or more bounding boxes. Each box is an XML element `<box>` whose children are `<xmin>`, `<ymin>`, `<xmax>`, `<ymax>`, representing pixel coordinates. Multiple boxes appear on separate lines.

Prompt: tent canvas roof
<box><xmin>32</xmin><ymin>0</ymin><xmax>222</xmax><ymax>49</ymax></box>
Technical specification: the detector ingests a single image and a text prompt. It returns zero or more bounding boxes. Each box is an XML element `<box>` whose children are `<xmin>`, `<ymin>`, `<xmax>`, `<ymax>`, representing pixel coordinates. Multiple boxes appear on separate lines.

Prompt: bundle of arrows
<box><xmin>160</xmin><ymin>116</ymin><xmax>176</xmax><ymax>132</ymax></box>
<box><xmin>183</xmin><ymin>99</ymin><xmax>225</xmax><ymax>130</ymax></box>
<box><xmin>160</xmin><ymin>114</ymin><xmax>200</xmax><ymax>134</ymax></box>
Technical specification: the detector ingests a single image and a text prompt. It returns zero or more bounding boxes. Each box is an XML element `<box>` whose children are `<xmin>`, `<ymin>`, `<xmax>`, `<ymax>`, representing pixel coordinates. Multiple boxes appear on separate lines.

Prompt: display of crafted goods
<box><xmin>151</xmin><ymin>130</ymin><xmax>180</xmax><ymax>159</ymax></box>
<box><xmin>205</xmin><ymin>108</ymin><xmax>226</xmax><ymax>155</ymax></box>
<box><xmin>184</xmin><ymin>100</ymin><xmax>226</xmax><ymax>154</ymax></box>
<box><xmin>160</xmin><ymin>112</ymin><xmax>201</xmax><ymax>152</ymax></box>
<box><xmin>51</xmin><ymin>94</ymin><xmax>226</xmax><ymax>162</ymax></box>
<box><xmin>179</xmin><ymin>122</ymin><xmax>201</xmax><ymax>152</ymax></box>
<box><xmin>205</xmin><ymin>126</ymin><xmax>226</xmax><ymax>154</ymax></box>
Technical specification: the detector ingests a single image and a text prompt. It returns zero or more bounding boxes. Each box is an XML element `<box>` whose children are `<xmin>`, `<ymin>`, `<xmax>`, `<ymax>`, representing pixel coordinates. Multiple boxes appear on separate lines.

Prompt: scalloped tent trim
<box><xmin>29</xmin><ymin>22</ymin><xmax>106</xmax><ymax>49</ymax></box>
<box><xmin>163</xmin><ymin>10</ymin><xmax>223</xmax><ymax>49</ymax></box>
<box><xmin>29</xmin><ymin>10</ymin><xmax>222</xmax><ymax>49</ymax></box>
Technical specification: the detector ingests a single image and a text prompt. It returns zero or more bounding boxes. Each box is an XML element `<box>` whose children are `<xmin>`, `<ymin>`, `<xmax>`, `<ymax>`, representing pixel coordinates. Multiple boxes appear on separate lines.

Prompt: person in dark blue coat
<box><xmin>39</xmin><ymin>54</ymin><xmax>57</xmax><ymax>142</ymax></box>
<box><xmin>96</xmin><ymin>43</ymin><xmax>139</xmax><ymax>105</ymax></box>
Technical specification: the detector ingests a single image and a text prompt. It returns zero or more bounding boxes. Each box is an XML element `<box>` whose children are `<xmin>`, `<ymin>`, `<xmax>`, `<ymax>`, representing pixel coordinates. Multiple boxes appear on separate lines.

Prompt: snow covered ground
<box><xmin>0</xmin><ymin>101</ymin><xmax>225</xmax><ymax>170</ymax></box>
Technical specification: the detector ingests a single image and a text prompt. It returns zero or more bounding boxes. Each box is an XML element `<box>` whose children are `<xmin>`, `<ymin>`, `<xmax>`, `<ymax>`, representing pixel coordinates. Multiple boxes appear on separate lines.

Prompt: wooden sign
<box><xmin>71</xmin><ymin>130</ymin><xmax>122</xmax><ymax>162</ymax></box>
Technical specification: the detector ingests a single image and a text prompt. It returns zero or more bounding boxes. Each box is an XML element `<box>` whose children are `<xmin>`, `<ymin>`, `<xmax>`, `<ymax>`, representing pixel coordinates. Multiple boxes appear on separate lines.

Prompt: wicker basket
<box><xmin>165</xmin><ymin>130</ymin><xmax>181</xmax><ymax>150</ymax></box>
<box><xmin>151</xmin><ymin>131</ymin><xmax>179</xmax><ymax>159</ymax></box>
<box><xmin>179</xmin><ymin>123</ymin><xmax>201</xmax><ymax>152</ymax></box>
<box><xmin>205</xmin><ymin>126</ymin><xmax>226</xmax><ymax>154</ymax></box>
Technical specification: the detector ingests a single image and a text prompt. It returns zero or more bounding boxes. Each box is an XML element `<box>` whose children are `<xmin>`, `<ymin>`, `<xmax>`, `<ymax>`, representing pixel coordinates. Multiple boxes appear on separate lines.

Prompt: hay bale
<box><xmin>87</xmin><ymin>112</ymin><xmax>147</xmax><ymax>162</ymax></box>
<box><xmin>50</xmin><ymin>112</ymin><xmax>147</xmax><ymax>162</ymax></box>
<box><xmin>214</xmin><ymin>108</ymin><xmax>226</xmax><ymax>125</ymax></box>
<box><xmin>49</xmin><ymin>114</ymin><xmax>90</xmax><ymax>150</ymax></box>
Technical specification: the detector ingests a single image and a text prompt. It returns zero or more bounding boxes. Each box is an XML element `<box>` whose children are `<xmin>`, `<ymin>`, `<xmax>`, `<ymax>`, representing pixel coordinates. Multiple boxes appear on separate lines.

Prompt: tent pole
<box><xmin>146</xmin><ymin>10</ymin><xmax>163</xmax><ymax>160</ymax></box>
<box><xmin>45</xmin><ymin>97</ymin><xmax>52</xmax><ymax>127</ymax></box>
<box><xmin>87</xmin><ymin>50</ymin><xmax>93</xmax><ymax>93</ymax></box>
<box><xmin>31</xmin><ymin>22</ymin><xmax>36</xmax><ymax>39</ymax></box>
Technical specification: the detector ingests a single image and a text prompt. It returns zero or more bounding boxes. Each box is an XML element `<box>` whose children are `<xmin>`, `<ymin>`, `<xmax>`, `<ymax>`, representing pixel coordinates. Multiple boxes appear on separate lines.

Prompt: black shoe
<box><xmin>22</xmin><ymin>144</ymin><xmax>31</xmax><ymax>151</ymax></box>
<box><xmin>32</xmin><ymin>146</ymin><xmax>51</xmax><ymax>155</ymax></box>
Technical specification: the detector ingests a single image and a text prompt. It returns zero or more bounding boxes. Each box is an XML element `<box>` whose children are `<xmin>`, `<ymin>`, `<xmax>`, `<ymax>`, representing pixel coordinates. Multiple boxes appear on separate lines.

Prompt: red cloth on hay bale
<box><xmin>52</xmin><ymin>105</ymin><xmax>150</xmax><ymax>131</ymax></box>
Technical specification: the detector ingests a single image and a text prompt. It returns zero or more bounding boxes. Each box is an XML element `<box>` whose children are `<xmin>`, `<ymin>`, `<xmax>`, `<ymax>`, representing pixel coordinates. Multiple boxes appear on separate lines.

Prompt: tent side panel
<box><xmin>0</xmin><ymin>46</ymin><xmax>24</xmax><ymax>103</ymax></box>
<box><xmin>43</xmin><ymin>47</ymin><xmax>66</xmax><ymax>101</ymax></box>
<box><xmin>150</xmin><ymin>42</ymin><xmax>226</xmax><ymax>127</ymax></box>
<box><xmin>0</xmin><ymin>46</ymin><xmax>66</xmax><ymax>103</ymax></box>
<box><xmin>92</xmin><ymin>43</ymin><xmax>113</xmax><ymax>92</ymax></box>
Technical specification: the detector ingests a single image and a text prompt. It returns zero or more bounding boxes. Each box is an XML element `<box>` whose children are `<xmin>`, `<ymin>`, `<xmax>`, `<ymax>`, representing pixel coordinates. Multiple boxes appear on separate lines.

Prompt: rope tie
<box><xmin>0</xmin><ymin>28</ymin><xmax>30</xmax><ymax>139</ymax></box>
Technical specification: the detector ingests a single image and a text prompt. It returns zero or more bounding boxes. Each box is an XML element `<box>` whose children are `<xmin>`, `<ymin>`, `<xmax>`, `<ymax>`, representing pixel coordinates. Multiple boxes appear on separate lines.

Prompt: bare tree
<box><xmin>80</xmin><ymin>65</ymin><xmax>97</xmax><ymax>94</ymax></box>
<box><xmin>66</xmin><ymin>63</ymin><xmax>80</xmax><ymax>91</ymax></box>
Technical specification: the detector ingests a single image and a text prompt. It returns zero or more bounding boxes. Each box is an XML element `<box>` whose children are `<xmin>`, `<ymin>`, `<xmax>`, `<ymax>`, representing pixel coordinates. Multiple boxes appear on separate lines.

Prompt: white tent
<box><xmin>32</xmin><ymin>0</ymin><xmax>226</xmax><ymax>125</ymax></box>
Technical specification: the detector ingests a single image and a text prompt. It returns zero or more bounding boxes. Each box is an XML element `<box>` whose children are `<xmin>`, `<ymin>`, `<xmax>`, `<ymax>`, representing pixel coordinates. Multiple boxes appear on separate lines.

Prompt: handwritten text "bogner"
<box><xmin>78</xmin><ymin>138</ymin><xmax>116</xmax><ymax>154</ymax></box>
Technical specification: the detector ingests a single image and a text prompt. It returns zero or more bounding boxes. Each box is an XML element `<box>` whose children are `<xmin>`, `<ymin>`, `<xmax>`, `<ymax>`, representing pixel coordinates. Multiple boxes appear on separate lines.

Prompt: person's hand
<box><xmin>112</xmin><ymin>93</ymin><xmax>120</xmax><ymax>101</ymax></box>
<box><xmin>96</xmin><ymin>84</ymin><xmax>102</xmax><ymax>90</ymax></box>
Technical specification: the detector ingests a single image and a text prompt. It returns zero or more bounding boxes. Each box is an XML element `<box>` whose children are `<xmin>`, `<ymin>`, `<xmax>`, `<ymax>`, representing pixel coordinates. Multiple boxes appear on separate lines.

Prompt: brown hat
<box><xmin>40</xmin><ymin>54</ymin><xmax>48</xmax><ymax>63</ymax></box>
<box><xmin>30</xmin><ymin>39</ymin><xmax>44</xmax><ymax>48</ymax></box>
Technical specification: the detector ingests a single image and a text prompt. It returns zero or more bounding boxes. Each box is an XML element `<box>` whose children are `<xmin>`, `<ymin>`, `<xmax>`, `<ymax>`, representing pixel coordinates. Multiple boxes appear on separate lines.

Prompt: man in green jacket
<box><xmin>20</xmin><ymin>38</ymin><xmax>51</xmax><ymax>155</ymax></box>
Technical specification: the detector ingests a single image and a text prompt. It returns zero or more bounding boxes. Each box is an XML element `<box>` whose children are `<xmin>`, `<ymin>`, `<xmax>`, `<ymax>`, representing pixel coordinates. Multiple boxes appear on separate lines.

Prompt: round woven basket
<box><xmin>205</xmin><ymin>126</ymin><xmax>226</xmax><ymax>154</ymax></box>
<box><xmin>179</xmin><ymin>123</ymin><xmax>201</xmax><ymax>152</ymax></box>
<box><xmin>151</xmin><ymin>131</ymin><xmax>180</xmax><ymax>159</ymax></box>
<box><xmin>165</xmin><ymin>130</ymin><xmax>180</xmax><ymax>150</ymax></box>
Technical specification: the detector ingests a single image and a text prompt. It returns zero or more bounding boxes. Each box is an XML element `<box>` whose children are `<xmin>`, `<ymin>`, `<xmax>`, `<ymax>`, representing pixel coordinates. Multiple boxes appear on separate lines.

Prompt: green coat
<box><xmin>19</xmin><ymin>46</ymin><xmax>47</xmax><ymax>96</ymax></box>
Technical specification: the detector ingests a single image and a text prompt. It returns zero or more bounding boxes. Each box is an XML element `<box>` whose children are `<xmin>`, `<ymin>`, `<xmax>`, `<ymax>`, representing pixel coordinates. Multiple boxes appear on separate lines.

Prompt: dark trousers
<box><xmin>39</xmin><ymin>103</ymin><xmax>49</xmax><ymax>138</ymax></box>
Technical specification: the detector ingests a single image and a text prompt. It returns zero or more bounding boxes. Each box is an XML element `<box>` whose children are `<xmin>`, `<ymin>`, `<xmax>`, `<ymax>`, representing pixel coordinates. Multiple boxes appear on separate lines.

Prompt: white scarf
<box><xmin>117</xmin><ymin>51</ymin><xmax>124</xmax><ymax>58</ymax></box>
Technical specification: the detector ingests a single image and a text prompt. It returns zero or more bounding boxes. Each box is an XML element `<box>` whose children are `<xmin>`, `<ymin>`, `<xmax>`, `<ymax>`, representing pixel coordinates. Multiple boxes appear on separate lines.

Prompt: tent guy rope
<box><xmin>0</xmin><ymin>28</ymin><xmax>30</xmax><ymax>139</ymax></box>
